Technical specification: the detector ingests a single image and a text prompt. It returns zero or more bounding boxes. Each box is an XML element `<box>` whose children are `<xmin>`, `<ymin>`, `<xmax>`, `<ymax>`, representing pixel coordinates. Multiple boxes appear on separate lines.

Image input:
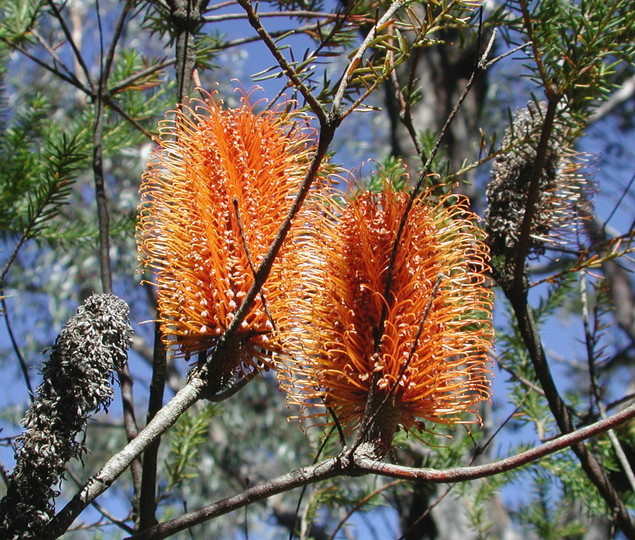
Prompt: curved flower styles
<box><xmin>278</xmin><ymin>181</ymin><xmax>493</xmax><ymax>448</ymax></box>
<box><xmin>137</xmin><ymin>90</ymin><xmax>323</xmax><ymax>371</ymax></box>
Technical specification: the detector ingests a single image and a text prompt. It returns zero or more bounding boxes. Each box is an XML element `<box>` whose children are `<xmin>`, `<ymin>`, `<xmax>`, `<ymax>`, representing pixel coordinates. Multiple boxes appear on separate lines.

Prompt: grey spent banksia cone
<box><xmin>0</xmin><ymin>294</ymin><xmax>133</xmax><ymax>539</ymax></box>
<box><xmin>485</xmin><ymin>100</ymin><xmax>592</xmax><ymax>271</ymax></box>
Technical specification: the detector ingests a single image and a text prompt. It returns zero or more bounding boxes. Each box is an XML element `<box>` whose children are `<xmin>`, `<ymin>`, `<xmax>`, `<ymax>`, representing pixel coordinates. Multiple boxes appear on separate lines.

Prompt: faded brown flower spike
<box><xmin>137</xmin><ymin>89</ymin><xmax>323</xmax><ymax>378</ymax></box>
<box><xmin>278</xmin><ymin>178</ymin><xmax>494</xmax><ymax>455</ymax></box>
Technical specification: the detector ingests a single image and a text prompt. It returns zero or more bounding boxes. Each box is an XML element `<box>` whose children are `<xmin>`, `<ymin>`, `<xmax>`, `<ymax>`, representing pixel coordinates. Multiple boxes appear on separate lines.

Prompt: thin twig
<box><xmin>328</xmin><ymin>480</ymin><xmax>403</xmax><ymax>540</ymax></box>
<box><xmin>581</xmin><ymin>275</ymin><xmax>635</xmax><ymax>493</ymax></box>
<box><xmin>67</xmin><ymin>469</ymin><xmax>134</xmax><ymax>534</ymax></box>
<box><xmin>518</xmin><ymin>0</ymin><xmax>555</xmax><ymax>98</ymax></box>
<box><xmin>288</xmin><ymin>425</ymin><xmax>339</xmax><ymax>540</ymax></box>
<box><xmin>102</xmin><ymin>1</ymin><xmax>132</xmax><ymax>82</ymax></box>
<box><xmin>331</xmin><ymin>0</ymin><xmax>406</xmax><ymax>116</ymax></box>
<box><xmin>0</xmin><ymin>37</ymin><xmax>91</xmax><ymax>94</ymax></box>
<box><xmin>207</xmin><ymin>369</ymin><xmax>258</xmax><ymax>402</ymax></box>
<box><xmin>45</xmin><ymin>0</ymin><xmax>95</xmax><ymax>93</ymax></box>
<box><xmin>103</xmin><ymin>97</ymin><xmax>159</xmax><ymax>142</ymax></box>
<box><xmin>510</xmin><ymin>97</ymin><xmax>560</xmax><ymax>291</ymax></box>
<box><xmin>204</xmin><ymin>9</ymin><xmax>348</xmax><ymax>23</ymax></box>
<box><xmin>236</xmin><ymin>0</ymin><xmax>327</xmax><ymax>123</ymax></box>
<box><xmin>233</xmin><ymin>198</ymin><xmax>276</xmax><ymax>332</ymax></box>
<box><xmin>1</xmin><ymin>296</ymin><xmax>34</xmax><ymax>401</ymax></box>
<box><xmin>31</xmin><ymin>28</ymin><xmax>78</xmax><ymax>82</ymax></box>
<box><xmin>108</xmin><ymin>58</ymin><xmax>174</xmax><ymax>95</ymax></box>
<box><xmin>92</xmin><ymin>16</ymin><xmax>113</xmax><ymax>294</ymax></box>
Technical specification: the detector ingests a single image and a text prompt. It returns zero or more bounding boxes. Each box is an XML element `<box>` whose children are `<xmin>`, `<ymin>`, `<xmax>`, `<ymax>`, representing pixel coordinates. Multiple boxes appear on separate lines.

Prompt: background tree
<box><xmin>0</xmin><ymin>0</ymin><xmax>634</xmax><ymax>539</ymax></box>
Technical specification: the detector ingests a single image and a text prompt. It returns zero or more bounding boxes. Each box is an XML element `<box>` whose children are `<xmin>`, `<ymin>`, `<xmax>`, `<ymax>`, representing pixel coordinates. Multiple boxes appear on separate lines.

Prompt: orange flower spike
<box><xmin>278</xmin><ymin>181</ymin><xmax>493</xmax><ymax>452</ymax></box>
<box><xmin>137</xmin><ymin>89</ymin><xmax>324</xmax><ymax>372</ymax></box>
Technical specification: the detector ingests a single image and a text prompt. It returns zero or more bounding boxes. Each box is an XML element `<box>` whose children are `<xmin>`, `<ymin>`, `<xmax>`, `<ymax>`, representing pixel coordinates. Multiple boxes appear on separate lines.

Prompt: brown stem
<box><xmin>510</xmin><ymin>98</ymin><xmax>560</xmax><ymax>290</ymax></box>
<box><xmin>92</xmin><ymin>0</ymin><xmax>143</xmax><ymax>517</ymax></box>
<box><xmin>127</xmin><ymin>402</ymin><xmax>635</xmax><ymax>540</ymax></box>
<box><xmin>0</xmin><ymin>297</ymin><xmax>34</xmax><ymax>401</ymax></box>
<box><xmin>43</xmin><ymin>377</ymin><xmax>207</xmax><ymax>538</ymax></box>
<box><xmin>169</xmin><ymin>0</ymin><xmax>209</xmax><ymax>103</ymax></box>
<box><xmin>45</xmin><ymin>0</ymin><xmax>95</xmax><ymax>93</ymax></box>
<box><xmin>138</xmin><ymin>325</ymin><xmax>167</xmax><ymax>531</ymax></box>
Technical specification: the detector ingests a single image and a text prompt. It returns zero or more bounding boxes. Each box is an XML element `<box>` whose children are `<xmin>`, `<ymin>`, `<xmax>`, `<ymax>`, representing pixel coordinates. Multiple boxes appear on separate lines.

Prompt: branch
<box><xmin>128</xmin><ymin>456</ymin><xmax>344</xmax><ymax>540</ymax></box>
<box><xmin>504</xmin><ymin>287</ymin><xmax>635</xmax><ymax>537</ymax></box>
<box><xmin>330</xmin><ymin>0</ymin><xmax>406</xmax><ymax>117</ymax></box>
<box><xmin>45</xmin><ymin>0</ymin><xmax>95</xmax><ymax>93</ymax></box>
<box><xmin>236</xmin><ymin>0</ymin><xmax>327</xmax><ymax>123</ymax></box>
<box><xmin>91</xmin><ymin>12</ymin><xmax>113</xmax><ymax>295</ymax></box>
<box><xmin>510</xmin><ymin>98</ymin><xmax>560</xmax><ymax>291</ymax></box>
<box><xmin>0</xmin><ymin>297</ymin><xmax>34</xmax><ymax>400</ymax></box>
<box><xmin>128</xmin><ymin>402</ymin><xmax>635</xmax><ymax>540</ymax></box>
<box><xmin>358</xmin><ymin>402</ymin><xmax>635</xmax><ymax>481</ymax></box>
<box><xmin>138</xmin><ymin>325</ymin><xmax>167</xmax><ymax>531</ymax></box>
<box><xmin>204</xmin><ymin>9</ymin><xmax>348</xmax><ymax>23</ymax></box>
<box><xmin>170</xmin><ymin>0</ymin><xmax>208</xmax><ymax>104</ymax></box>
<box><xmin>0</xmin><ymin>37</ymin><xmax>90</xmax><ymax>95</ymax></box>
<box><xmin>43</xmin><ymin>376</ymin><xmax>207</xmax><ymax>538</ymax></box>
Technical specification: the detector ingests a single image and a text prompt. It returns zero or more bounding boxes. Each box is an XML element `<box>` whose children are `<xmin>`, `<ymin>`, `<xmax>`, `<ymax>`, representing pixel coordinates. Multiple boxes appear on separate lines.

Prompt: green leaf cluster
<box><xmin>0</xmin><ymin>93</ymin><xmax>86</xmax><ymax>243</ymax></box>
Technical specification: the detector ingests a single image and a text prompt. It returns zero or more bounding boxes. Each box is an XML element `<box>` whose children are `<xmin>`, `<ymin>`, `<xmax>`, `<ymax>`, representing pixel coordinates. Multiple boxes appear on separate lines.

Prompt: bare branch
<box><xmin>128</xmin><ymin>402</ymin><xmax>635</xmax><ymax>540</ymax></box>
<box><xmin>44</xmin><ymin>376</ymin><xmax>206</xmax><ymax>538</ymax></box>
<box><xmin>45</xmin><ymin>0</ymin><xmax>95</xmax><ymax>93</ymax></box>
<box><xmin>236</xmin><ymin>0</ymin><xmax>327</xmax><ymax>123</ymax></box>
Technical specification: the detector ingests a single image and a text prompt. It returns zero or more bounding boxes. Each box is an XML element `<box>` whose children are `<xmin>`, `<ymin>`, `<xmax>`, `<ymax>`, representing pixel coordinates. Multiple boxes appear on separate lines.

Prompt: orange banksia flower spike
<box><xmin>137</xmin><ymin>88</ymin><xmax>326</xmax><ymax>382</ymax></box>
<box><xmin>278</xmin><ymin>177</ymin><xmax>494</xmax><ymax>455</ymax></box>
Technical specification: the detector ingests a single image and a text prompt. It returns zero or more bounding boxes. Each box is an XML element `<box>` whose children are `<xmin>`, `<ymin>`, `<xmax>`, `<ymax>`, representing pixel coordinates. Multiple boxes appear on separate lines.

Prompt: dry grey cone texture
<box><xmin>485</xmin><ymin>100</ymin><xmax>592</xmax><ymax>275</ymax></box>
<box><xmin>0</xmin><ymin>294</ymin><xmax>132</xmax><ymax>539</ymax></box>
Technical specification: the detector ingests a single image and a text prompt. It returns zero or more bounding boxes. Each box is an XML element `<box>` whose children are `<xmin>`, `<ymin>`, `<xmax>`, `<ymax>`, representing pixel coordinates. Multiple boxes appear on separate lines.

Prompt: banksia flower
<box><xmin>278</xmin><ymin>179</ymin><xmax>493</xmax><ymax>455</ymax></box>
<box><xmin>0</xmin><ymin>294</ymin><xmax>132</xmax><ymax>538</ymax></box>
<box><xmin>485</xmin><ymin>101</ymin><xmax>592</xmax><ymax>265</ymax></box>
<box><xmin>137</xmin><ymin>89</ymin><xmax>325</xmax><ymax>380</ymax></box>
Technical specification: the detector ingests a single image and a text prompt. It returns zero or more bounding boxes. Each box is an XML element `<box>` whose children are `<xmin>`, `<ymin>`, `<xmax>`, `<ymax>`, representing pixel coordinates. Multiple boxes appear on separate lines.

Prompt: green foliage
<box><xmin>365</xmin><ymin>155</ymin><xmax>409</xmax><ymax>192</ymax></box>
<box><xmin>165</xmin><ymin>404</ymin><xmax>219</xmax><ymax>489</ymax></box>
<box><xmin>501</xmin><ymin>0</ymin><xmax>634</xmax><ymax>125</ymax></box>
<box><xmin>0</xmin><ymin>0</ymin><xmax>43</xmax><ymax>46</ymax></box>
<box><xmin>462</xmin><ymin>475</ymin><xmax>508</xmax><ymax>539</ymax></box>
<box><xmin>0</xmin><ymin>97</ymin><xmax>86</xmax><ymax>242</ymax></box>
<box><xmin>512</xmin><ymin>469</ymin><xmax>586</xmax><ymax>539</ymax></box>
